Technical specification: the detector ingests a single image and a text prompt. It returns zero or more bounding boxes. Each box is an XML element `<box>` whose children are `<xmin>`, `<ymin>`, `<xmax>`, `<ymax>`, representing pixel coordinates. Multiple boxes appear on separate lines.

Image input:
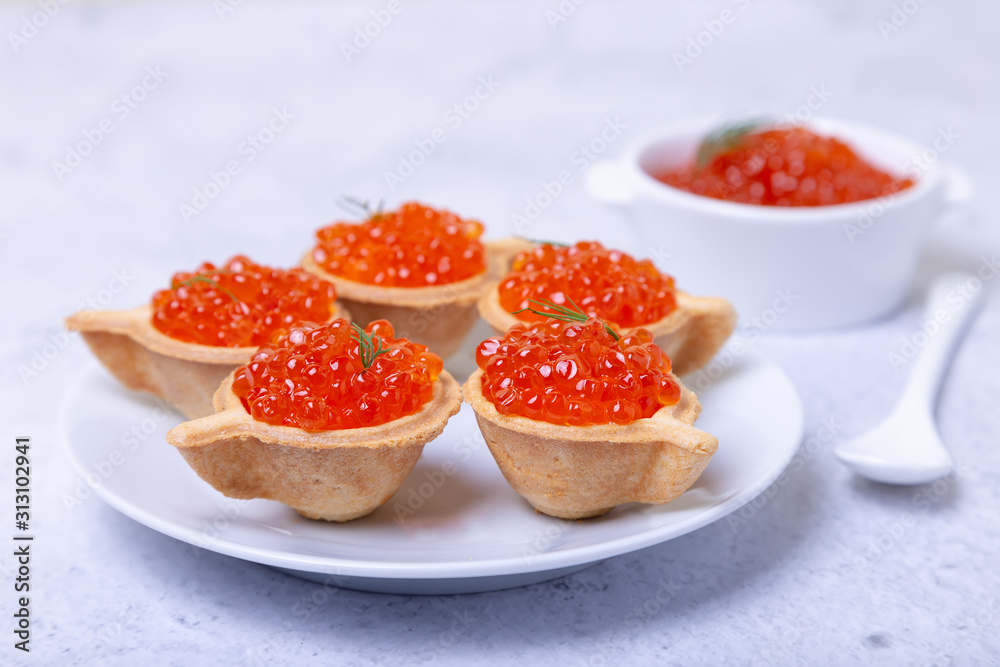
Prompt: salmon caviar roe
<box><xmin>476</xmin><ymin>318</ymin><xmax>681</xmax><ymax>427</ymax></box>
<box><xmin>231</xmin><ymin>319</ymin><xmax>443</xmax><ymax>431</ymax></box>
<box><xmin>311</xmin><ymin>202</ymin><xmax>486</xmax><ymax>287</ymax></box>
<box><xmin>498</xmin><ymin>241</ymin><xmax>677</xmax><ymax>328</ymax></box>
<box><xmin>151</xmin><ymin>256</ymin><xmax>337</xmax><ymax>348</ymax></box>
<box><xmin>654</xmin><ymin>126</ymin><xmax>914</xmax><ymax>206</ymax></box>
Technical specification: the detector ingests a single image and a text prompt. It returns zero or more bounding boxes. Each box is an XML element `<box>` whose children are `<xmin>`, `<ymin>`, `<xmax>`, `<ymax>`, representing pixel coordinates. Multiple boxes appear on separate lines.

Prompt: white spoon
<box><xmin>835</xmin><ymin>271</ymin><xmax>984</xmax><ymax>484</ymax></box>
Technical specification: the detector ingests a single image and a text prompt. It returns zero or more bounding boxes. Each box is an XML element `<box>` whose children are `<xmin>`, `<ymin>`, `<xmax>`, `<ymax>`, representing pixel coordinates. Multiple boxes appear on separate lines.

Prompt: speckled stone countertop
<box><xmin>2</xmin><ymin>1</ymin><xmax>999</xmax><ymax>665</ymax></box>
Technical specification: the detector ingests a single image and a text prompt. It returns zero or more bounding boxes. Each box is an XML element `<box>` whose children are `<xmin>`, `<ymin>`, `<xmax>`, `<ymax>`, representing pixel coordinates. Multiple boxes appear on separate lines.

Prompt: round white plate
<box><xmin>59</xmin><ymin>343</ymin><xmax>802</xmax><ymax>595</ymax></box>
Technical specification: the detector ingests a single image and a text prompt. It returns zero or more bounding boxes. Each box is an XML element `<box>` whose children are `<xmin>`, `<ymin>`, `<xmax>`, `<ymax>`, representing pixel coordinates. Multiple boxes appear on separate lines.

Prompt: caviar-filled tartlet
<box><xmin>301</xmin><ymin>201</ymin><xmax>520</xmax><ymax>359</ymax></box>
<box><xmin>463</xmin><ymin>308</ymin><xmax>718</xmax><ymax>519</ymax></box>
<box><xmin>66</xmin><ymin>255</ymin><xmax>344</xmax><ymax>419</ymax></box>
<box><xmin>654</xmin><ymin>123</ymin><xmax>915</xmax><ymax>206</ymax></box>
<box><xmin>167</xmin><ymin>319</ymin><xmax>462</xmax><ymax>522</ymax></box>
<box><xmin>477</xmin><ymin>241</ymin><xmax>736</xmax><ymax>376</ymax></box>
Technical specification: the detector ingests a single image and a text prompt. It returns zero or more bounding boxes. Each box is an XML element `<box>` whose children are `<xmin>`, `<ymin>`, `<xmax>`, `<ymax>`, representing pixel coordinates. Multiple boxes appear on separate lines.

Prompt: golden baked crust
<box><xmin>477</xmin><ymin>286</ymin><xmax>736</xmax><ymax>376</ymax></box>
<box><xmin>462</xmin><ymin>370</ymin><xmax>717</xmax><ymax>519</ymax></box>
<box><xmin>65</xmin><ymin>304</ymin><xmax>347</xmax><ymax>419</ymax></box>
<box><xmin>167</xmin><ymin>370</ymin><xmax>463</xmax><ymax>522</ymax></box>
<box><xmin>300</xmin><ymin>238</ymin><xmax>534</xmax><ymax>359</ymax></box>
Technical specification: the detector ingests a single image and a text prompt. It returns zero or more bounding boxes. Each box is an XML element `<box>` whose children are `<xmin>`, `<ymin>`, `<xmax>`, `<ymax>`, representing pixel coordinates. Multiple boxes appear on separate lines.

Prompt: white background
<box><xmin>2</xmin><ymin>1</ymin><xmax>999</xmax><ymax>665</ymax></box>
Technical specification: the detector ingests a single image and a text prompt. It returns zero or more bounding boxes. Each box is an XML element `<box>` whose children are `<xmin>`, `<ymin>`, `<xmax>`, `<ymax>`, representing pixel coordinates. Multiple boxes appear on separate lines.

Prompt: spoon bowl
<box><xmin>834</xmin><ymin>271</ymin><xmax>983</xmax><ymax>485</ymax></box>
<box><xmin>835</xmin><ymin>410</ymin><xmax>952</xmax><ymax>485</ymax></box>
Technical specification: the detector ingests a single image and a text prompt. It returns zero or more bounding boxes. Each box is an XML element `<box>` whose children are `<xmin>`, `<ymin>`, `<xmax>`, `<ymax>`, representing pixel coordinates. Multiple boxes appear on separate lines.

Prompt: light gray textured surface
<box><xmin>2</xmin><ymin>1</ymin><xmax>999</xmax><ymax>665</ymax></box>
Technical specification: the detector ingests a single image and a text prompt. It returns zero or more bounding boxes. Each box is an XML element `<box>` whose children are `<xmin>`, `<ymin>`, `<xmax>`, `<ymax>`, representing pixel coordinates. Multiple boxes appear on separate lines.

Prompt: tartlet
<box><xmin>66</xmin><ymin>256</ymin><xmax>343</xmax><ymax>419</ymax></box>
<box><xmin>464</xmin><ymin>371</ymin><xmax>715</xmax><ymax>519</ymax></box>
<box><xmin>464</xmin><ymin>316</ymin><xmax>718</xmax><ymax>519</ymax></box>
<box><xmin>166</xmin><ymin>319</ymin><xmax>463</xmax><ymax>521</ymax></box>
<box><xmin>168</xmin><ymin>370</ymin><xmax>461</xmax><ymax>522</ymax></box>
<box><xmin>477</xmin><ymin>241</ymin><xmax>736</xmax><ymax>376</ymax></box>
<box><xmin>301</xmin><ymin>202</ymin><xmax>525</xmax><ymax>358</ymax></box>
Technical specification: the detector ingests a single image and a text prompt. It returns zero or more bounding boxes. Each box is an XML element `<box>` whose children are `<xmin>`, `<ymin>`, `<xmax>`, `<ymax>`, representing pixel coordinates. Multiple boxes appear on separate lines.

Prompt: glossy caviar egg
<box><xmin>475</xmin><ymin>318</ymin><xmax>681</xmax><ymax>427</ymax></box>
<box><xmin>654</xmin><ymin>126</ymin><xmax>914</xmax><ymax>206</ymax></box>
<box><xmin>497</xmin><ymin>241</ymin><xmax>677</xmax><ymax>328</ymax></box>
<box><xmin>150</xmin><ymin>255</ymin><xmax>337</xmax><ymax>347</ymax></box>
<box><xmin>231</xmin><ymin>318</ymin><xmax>443</xmax><ymax>431</ymax></box>
<box><xmin>311</xmin><ymin>201</ymin><xmax>486</xmax><ymax>287</ymax></box>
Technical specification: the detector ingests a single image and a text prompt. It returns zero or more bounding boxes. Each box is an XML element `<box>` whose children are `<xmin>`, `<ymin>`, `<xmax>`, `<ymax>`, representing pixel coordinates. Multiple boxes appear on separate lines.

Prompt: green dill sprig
<box><xmin>171</xmin><ymin>271</ymin><xmax>239</xmax><ymax>303</ymax></box>
<box><xmin>336</xmin><ymin>195</ymin><xmax>385</xmax><ymax>220</ymax></box>
<box><xmin>351</xmin><ymin>322</ymin><xmax>390</xmax><ymax>369</ymax></box>
<box><xmin>511</xmin><ymin>297</ymin><xmax>620</xmax><ymax>341</ymax></box>
<box><xmin>695</xmin><ymin>118</ymin><xmax>769</xmax><ymax>171</ymax></box>
<box><xmin>514</xmin><ymin>235</ymin><xmax>569</xmax><ymax>248</ymax></box>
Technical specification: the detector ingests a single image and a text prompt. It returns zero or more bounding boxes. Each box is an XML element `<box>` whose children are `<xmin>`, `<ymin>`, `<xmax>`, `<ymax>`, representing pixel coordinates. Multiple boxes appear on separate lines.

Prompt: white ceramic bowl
<box><xmin>586</xmin><ymin>117</ymin><xmax>970</xmax><ymax>330</ymax></box>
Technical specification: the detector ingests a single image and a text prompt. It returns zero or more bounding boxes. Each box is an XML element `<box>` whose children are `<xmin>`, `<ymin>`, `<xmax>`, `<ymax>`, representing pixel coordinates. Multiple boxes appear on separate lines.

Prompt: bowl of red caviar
<box><xmin>586</xmin><ymin>118</ymin><xmax>969</xmax><ymax>329</ymax></box>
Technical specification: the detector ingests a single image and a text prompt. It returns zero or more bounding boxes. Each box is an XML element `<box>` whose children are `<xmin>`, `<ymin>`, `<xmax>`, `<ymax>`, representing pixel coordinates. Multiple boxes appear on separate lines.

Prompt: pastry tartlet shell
<box><xmin>478</xmin><ymin>286</ymin><xmax>736</xmax><ymax>377</ymax></box>
<box><xmin>65</xmin><ymin>304</ymin><xmax>346</xmax><ymax>419</ymax></box>
<box><xmin>463</xmin><ymin>370</ymin><xmax>718</xmax><ymax>519</ymax></box>
<box><xmin>166</xmin><ymin>370</ymin><xmax>462</xmax><ymax>522</ymax></box>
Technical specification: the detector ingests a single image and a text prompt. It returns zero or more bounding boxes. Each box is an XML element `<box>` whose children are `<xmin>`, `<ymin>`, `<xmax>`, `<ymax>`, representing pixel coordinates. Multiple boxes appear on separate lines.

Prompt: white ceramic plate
<box><xmin>59</xmin><ymin>343</ymin><xmax>802</xmax><ymax>595</ymax></box>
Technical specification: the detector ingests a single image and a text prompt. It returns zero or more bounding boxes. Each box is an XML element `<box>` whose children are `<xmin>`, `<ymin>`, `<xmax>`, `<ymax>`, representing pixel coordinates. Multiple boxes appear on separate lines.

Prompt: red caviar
<box><xmin>311</xmin><ymin>202</ymin><xmax>486</xmax><ymax>287</ymax></box>
<box><xmin>654</xmin><ymin>126</ymin><xmax>914</xmax><ymax>206</ymax></box>
<box><xmin>232</xmin><ymin>319</ymin><xmax>443</xmax><ymax>431</ymax></box>
<box><xmin>498</xmin><ymin>241</ymin><xmax>677</xmax><ymax>328</ymax></box>
<box><xmin>476</xmin><ymin>318</ymin><xmax>681</xmax><ymax>427</ymax></box>
<box><xmin>151</xmin><ymin>256</ymin><xmax>337</xmax><ymax>348</ymax></box>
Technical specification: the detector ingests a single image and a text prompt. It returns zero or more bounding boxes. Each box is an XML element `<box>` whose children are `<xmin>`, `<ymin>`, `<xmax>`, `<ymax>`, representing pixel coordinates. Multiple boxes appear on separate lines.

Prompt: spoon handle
<box><xmin>898</xmin><ymin>272</ymin><xmax>984</xmax><ymax>411</ymax></box>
